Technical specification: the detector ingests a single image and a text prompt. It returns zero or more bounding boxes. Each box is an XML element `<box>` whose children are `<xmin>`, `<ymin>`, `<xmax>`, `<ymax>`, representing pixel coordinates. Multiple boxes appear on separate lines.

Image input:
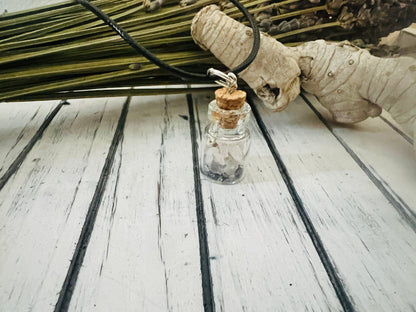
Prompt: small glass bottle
<box><xmin>200</xmin><ymin>87</ymin><xmax>251</xmax><ymax>184</ymax></box>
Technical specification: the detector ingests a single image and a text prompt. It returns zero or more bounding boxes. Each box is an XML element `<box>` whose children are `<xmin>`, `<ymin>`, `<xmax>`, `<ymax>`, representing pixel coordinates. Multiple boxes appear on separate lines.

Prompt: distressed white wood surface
<box><xmin>255</xmin><ymin>95</ymin><xmax>416</xmax><ymax>311</ymax></box>
<box><xmin>193</xmin><ymin>93</ymin><xmax>342</xmax><ymax>312</ymax></box>
<box><xmin>0</xmin><ymin>101</ymin><xmax>58</xmax><ymax>177</ymax></box>
<box><xmin>69</xmin><ymin>95</ymin><xmax>204</xmax><ymax>312</ymax></box>
<box><xmin>380</xmin><ymin>110</ymin><xmax>409</xmax><ymax>134</ymax></box>
<box><xmin>0</xmin><ymin>98</ymin><xmax>125</xmax><ymax>312</ymax></box>
<box><xmin>379</xmin><ymin>110</ymin><xmax>414</xmax><ymax>144</ymax></box>
<box><xmin>303</xmin><ymin>93</ymin><xmax>416</xmax><ymax>213</ymax></box>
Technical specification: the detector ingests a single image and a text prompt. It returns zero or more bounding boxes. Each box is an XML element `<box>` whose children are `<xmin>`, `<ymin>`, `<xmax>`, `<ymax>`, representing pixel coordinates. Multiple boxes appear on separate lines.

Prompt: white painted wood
<box><xmin>0</xmin><ymin>97</ymin><xmax>125</xmax><ymax>312</ymax></box>
<box><xmin>303</xmin><ymin>92</ymin><xmax>416</xmax><ymax>213</ymax></box>
<box><xmin>0</xmin><ymin>101</ymin><xmax>58</xmax><ymax>177</ymax></box>
<box><xmin>380</xmin><ymin>110</ymin><xmax>414</xmax><ymax>142</ymax></box>
<box><xmin>380</xmin><ymin>110</ymin><xmax>405</xmax><ymax>131</ymax></box>
<box><xmin>255</xmin><ymin>95</ymin><xmax>416</xmax><ymax>311</ymax></box>
<box><xmin>69</xmin><ymin>95</ymin><xmax>204</xmax><ymax>312</ymax></box>
<box><xmin>193</xmin><ymin>93</ymin><xmax>343</xmax><ymax>312</ymax></box>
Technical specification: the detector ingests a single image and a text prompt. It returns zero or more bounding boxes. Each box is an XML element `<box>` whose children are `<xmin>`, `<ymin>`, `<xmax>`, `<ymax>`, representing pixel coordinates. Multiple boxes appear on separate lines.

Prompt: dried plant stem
<box><xmin>0</xmin><ymin>51</ymin><xmax>211</xmax><ymax>82</ymax></box>
<box><xmin>274</xmin><ymin>21</ymin><xmax>341</xmax><ymax>40</ymax></box>
<box><xmin>248</xmin><ymin>0</ymin><xmax>302</xmax><ymax>14</ymax></box>
<box><xmin>269</xmin><ymin>5</ymin><xmax>328</xmax><ymax>22</ymax></box>
<box><xmin>0</xmin><ymin>56</ymin><xmax>216</xmax><ymax>101</ymax></box>
<box><xmin>0</xmin><ymin>0</ymin><xmax>414</xmax><ymax>102</ymax></box>
<box><xmin>227</xmin><ymin>0</ymin><xmax>300</xmax><ymax>17</ymax></box>
<box><xmin>6</xmin><ymin>86</ymin><xmax>217</xmax><ymax>102</ymax></box>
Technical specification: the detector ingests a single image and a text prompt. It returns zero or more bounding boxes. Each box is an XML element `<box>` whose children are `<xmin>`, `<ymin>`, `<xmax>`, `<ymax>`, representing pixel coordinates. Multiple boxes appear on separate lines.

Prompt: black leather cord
<box><xmin>76</xmin><ymin>0</ymin><xmax>260</xmax><ymax>81</ymax></box>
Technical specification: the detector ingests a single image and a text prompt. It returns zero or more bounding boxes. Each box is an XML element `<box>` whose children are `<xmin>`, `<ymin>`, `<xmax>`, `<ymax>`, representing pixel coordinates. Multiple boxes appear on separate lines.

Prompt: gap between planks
<box><xmin>66</xmin><ymin>94</ymin><xmax>205</xmax><ymax>312</ymax></box>
<box><xmin>0</xmin><ymin>97</ymin><xmax>127</xmax><ymax>312</ymax></box>
<box><xmin>301</xmin><ymin>93</ymin><xmax>416</xmax><ymax>230</ymax></box>
<box><xmin>247</xmin><ymin>92</ymin><xmax>354</xmax><ymax>312</ymax></box>
<box><xmin>252</xmin><ymin>92</ymin><xmax>416</xmax><ymax>311</ymax></box>
<box><xmin>0</xmin><ymin>100</ymin><xmax>65</xmax><ymax>191</ymax></box>
<box><xmin>379</xmin><ymin>114</ymin><xmax>413</xmax><ymax>145</ymax></box>
<box><xmin>192</xmin><ymin>92</ymin><xmax>344</xmax><ymax>312</ymax></box>
<box><xmin>54</xmin><ymin>97</ymin><xmax>130</xmax><ymax>312</ymax></box>
<box><xmin>187</xmin><ymin>94</ymin><xmax>215</xmax><ymax>312</ymax></box>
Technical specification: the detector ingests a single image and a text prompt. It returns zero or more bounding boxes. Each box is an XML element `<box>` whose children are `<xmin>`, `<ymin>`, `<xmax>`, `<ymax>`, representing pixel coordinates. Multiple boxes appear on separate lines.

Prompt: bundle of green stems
<box><xmin>0</xmin><ymin>0</ymin><xmax>414</xmax><ymax>101</ymax></box>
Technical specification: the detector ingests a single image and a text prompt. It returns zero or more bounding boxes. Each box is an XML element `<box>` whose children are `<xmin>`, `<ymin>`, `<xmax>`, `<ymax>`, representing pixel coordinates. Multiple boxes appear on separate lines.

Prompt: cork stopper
<box><xmin>211</xmin><ymin>88</ymin><xmax>248</xmax><ymax>129</ymax></box>
<box><xmin>215</xmin><ymin>87</ymin><xmax>246</xmax><ymax>110</ymax></box>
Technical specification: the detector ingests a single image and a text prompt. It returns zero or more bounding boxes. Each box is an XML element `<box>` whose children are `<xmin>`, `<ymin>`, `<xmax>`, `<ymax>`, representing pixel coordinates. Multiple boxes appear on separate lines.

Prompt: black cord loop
<box><xmin>76</xmin><ymin>0</ymin><xmax>260</xmax><ymax>81</ymax></box>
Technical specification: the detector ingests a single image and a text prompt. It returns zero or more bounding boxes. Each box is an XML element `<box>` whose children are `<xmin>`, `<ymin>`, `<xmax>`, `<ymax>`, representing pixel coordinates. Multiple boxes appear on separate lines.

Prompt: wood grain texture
<box><xmin>192</xmin><ymin>93</ymin><xmax>343</xmax><ymax>312</ymax></box>
<box><xmin>254</xmin><ymin>94</ymin><xmax>416</xmax><ymax>311</ymax></box>
<box><xmin>0</xmin><ymin>101</ymin><xmax>58</xmax><ymax>177</ymax></box>
<box><xmin>0</xmin><ymin>98</ymin><xmax>125</xmax><ymax>312</ymax></box>
<box><xmin>379</xmin><ymin>111</ymin><xmax>414</xmax><ymax>144</ymax></box>
<box><xmin>303</xmin><ymin>92</ymin><xmax>416</xmax><ymax>215</ymax></box>
<box><xmin>69</xmin><ymin>95</ymin><xmax>204</xmax><ymax>312</ymax></box>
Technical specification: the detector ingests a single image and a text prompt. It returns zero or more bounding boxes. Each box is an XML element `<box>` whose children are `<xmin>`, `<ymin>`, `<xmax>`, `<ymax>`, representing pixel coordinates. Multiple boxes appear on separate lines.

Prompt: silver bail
<box><xmin>207</xmin><ymin>68</ymin><xmax>237</xmax><ymax>92</ymax></box>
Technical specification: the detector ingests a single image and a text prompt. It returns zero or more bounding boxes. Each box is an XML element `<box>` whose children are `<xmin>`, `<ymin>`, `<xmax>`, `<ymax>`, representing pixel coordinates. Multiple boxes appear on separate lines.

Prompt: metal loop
<box><xmin>207</xmin><ymin>68</ymin><xmax>238</xmax><ymax>91</ymax></box>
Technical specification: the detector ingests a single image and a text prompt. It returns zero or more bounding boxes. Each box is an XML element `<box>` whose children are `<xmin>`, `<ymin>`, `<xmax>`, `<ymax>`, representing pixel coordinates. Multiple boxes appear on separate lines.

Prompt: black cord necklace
<box><xmin>75</xmin><ymin>0</ymin><xmax>260</xmax><ymax>83</ymax></box>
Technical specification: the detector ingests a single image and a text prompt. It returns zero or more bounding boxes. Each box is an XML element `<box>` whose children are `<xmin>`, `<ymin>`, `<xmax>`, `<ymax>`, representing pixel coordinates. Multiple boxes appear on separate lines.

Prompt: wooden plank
<box><xmin>0</xmin><ymin>100</ymin><xmax>58</xmax><ymax>178</ymax></box>
<box><xmin>192</xmin><ymin>93</ymin><xmax>343</xmax><ymax>312</ymax></box>
<box><xmin>379</xmin><ymin>111</ymin><xmax>413</xmax><ymax>145</ymax></box>
<box><xmin>303</xmin><ymin>92</ymin><xmax>416</xmax><ymax>215</ymax></box>
<box><xmin>0</xmin><ymin>97</ymin><xmax>125</xmax><ymax>311</ymax></box>
<box><xmin>253</xmin><ymin>94</ymin><xmax>416</xmax><ymax>311</ymax></box>
<box><xmin>69</xmin><ymin>95</ymin><xmax>204</xmax><ymax>312</ymax></box>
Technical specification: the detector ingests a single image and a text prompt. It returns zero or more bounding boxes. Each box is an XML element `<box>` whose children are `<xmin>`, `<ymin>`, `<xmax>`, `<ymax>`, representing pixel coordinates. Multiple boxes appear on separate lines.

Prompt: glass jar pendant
<box><xmin>200</xmin><ymin>70</ymin><xmax>251</xmax><ymax>184</ymax></box>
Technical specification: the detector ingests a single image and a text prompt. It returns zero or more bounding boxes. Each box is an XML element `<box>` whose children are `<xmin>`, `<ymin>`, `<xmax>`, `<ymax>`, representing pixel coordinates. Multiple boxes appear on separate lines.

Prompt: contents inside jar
<box><xmin>200</xmin><ymin>87</ymin><xmax>251</xmax><ymax>184</ymax></box>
